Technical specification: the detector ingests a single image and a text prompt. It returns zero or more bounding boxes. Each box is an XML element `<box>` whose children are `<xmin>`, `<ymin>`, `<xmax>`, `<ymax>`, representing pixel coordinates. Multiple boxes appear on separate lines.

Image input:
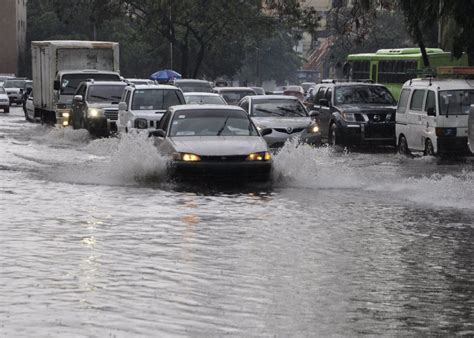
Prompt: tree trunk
<box><xmin>192</xmin><ymin>44</ymin><xmax>206</xmax><ymax>78</ymax></box>
<box><xmin>414</xmin><ymin>24</ymin><xmax>430</xmax><ymax>68</ymax></box>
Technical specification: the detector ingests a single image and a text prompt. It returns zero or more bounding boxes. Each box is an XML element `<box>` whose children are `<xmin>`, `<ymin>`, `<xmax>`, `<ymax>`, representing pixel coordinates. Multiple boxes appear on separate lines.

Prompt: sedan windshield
<box><xmin>220</xmin><ymin>90</ymin><xmax>255</xmax><ymax>104</ymax></box>
<box><xmin>3</xmin><ymin>80</ymin><xmax>26</xmax><ymax>88</ymax></box>
<box><xmin>87</xmin><ymin>85</ymin><xmax>126</xmax><ymax>103</ymax></box>
<box><xmin>132</xmin><ymin>89</ymin><xmax>184</xmax><ymax>110</ymax></box>
<box><xmin>439</xmin><ymin>90</ymin><xmax>474</xmax><ymax>115</ymax></box>
<box><xmin>185</xmin><ymin>95</ymin><xmax>226</xmax><ymax>105</ymax></box>
<box><xmin>335</xmin><ymin>86</ymin><xmax>395</xmax><ymax>105</ymax></box>
<box><xmin>170</xmin><ymin>110</ymin><xmax>258</xmax><ymax>137</ymax></box>
<box><xmin>251</xmin><ymin>99</ymin><xmax>308</xmax><ymax>117</ymax></box>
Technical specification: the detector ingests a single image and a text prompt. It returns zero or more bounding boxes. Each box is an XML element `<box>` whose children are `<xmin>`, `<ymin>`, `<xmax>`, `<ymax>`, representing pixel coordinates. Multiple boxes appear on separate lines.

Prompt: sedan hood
<box><xmin>337</xmin><ymin>104</ymin><xmax>396</xmax><ymax>112</ymax></box>
<box><xmin>170</xmin><ymin>136</ymin><xmax>268</xmax><ymax>156</ymax></box>
<box><xmin>131</xmin><ymin>109</ymin><xmax>165</xmax><ymax>118</ymax></box>
<box><xmin>88</xmin><ymin>103</ymin><xmax>119</xmax><ymax>109</ymax></box>
<box><xmin>251</xmin><ymin>116</ymin><xmax>312</xmax><ymax>129</ymax></box>
<box><xmin>6</xmin><ymin>88</ymin><xmax>21</xmax><ymax>94</ymax></box>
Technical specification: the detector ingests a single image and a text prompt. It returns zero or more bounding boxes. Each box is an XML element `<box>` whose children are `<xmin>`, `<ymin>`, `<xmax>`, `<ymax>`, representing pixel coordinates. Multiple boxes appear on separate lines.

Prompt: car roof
<box><xmin>127</xmin><ymin>84</ymin><xmax>180</xmax><ymax>90</ymax></box>
<box><xmin>170</xmin><ymin>104</ymin><xmax>245</xmax><ymax>112</ymax></box>
<box><xmin>247</xmin><ymin>95</ymin><xmax>300</xmax><ymax>101</ymax></box>
<box><xmin>174</xmin><ymin>79</ymin><xmax>210</xmax><ymax>83</ymax></box>
<box><xmin>183</xmin><ymin>92</ymin><xmax>221</xmax><ymax>97</ymax></box>
<box><xmin>214</xmin><ymin>87</ymin><xmax>256</xmax><ymax>92</ymax></box>
<box><xmin>85</xmin><ymin>81</ymin><xmax>126</xmax><ymax>86</ymax></box>
<box><xmin>403</xmin><ymin>78</ymin><xmax>474</xmax><ymax>90</ymax></box>
<box><xmin>59</xmin><ymin>70</ymin><xmax>120</xmax><ymax>75</ymax></box>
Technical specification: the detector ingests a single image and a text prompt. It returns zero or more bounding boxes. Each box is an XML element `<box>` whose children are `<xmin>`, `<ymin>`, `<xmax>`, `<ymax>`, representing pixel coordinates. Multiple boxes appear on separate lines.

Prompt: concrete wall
<box><xmin>0</xmin><ymin>0</ymin><xmax>27</xmax><ymax>76</ymax></box>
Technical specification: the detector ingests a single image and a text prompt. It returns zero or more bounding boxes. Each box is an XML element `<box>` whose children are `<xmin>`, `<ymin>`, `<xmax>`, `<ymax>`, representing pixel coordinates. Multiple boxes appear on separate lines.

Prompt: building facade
<box><xmin>0</xmin><ymin>0</ymin><xmax>27</xmax><ymax>76</ymax></box>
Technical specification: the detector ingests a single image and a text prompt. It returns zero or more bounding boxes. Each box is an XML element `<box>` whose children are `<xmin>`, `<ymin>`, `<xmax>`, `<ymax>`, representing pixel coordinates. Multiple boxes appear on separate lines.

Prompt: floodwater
<box><xmin>1</xmin><ymin>107</ymin><xmax>473</xmax><ymax>337</ymax></box>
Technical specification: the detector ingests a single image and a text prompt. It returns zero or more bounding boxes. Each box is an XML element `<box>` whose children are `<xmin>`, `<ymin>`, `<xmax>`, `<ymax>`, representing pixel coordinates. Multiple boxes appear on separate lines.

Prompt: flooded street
<box><xmin>1</xmin><ymin>107</ymin><xmax>473</xmax><ymax>336</ymax></box>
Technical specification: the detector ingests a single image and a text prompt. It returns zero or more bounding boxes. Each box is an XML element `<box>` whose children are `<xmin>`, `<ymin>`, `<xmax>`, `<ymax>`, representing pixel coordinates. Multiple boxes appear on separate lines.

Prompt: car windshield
<box><xmin>3</xmin><ymin>80</ymin><xmax>25</xmax><ymax>88</ymax></box>
<box><xmin>87</xmin><ymin>84</ymin><xmax>125</xmax><ymax>103</ymax></box>
<box><xmin>251</xmin><ymin>99</ymin><xmax>308</xmax><ymax>117</ymax></box>
<box><xmin>439</xmin><ymin>90</ymin><xmax>474</xmax><ymax>115</ymax></box>
<box><xmin>185</xmin><ymin>95</ymin><xmax>226</xmax><ymax>105</ymax></box>
<box><xmin>335</xmin><ymin>86</ymin><xmax>395</xmax><ymax>105</ymax></box>
<box><xmin>177</xmin><ymin>83</ymin><xmax>212</xmax><ymax>93</ymax></box>
<box><xmin>132</xmin><ymin>89</ymin><xmax>184</xmax><ymax>110</ymax></box>
<box><xmin>61</xmin><ymin>73</ymin><xmax>121</xmax><ymax>95</ymax></box>
<box><xmin>220</xmin><ymin>90</ymin><xmax>255</xmax><ymax>104</ymax></box>
<box><xmin>169</xmin><ymin>110</ymin><xmax>258</xmax><ymax>137</ymax></box>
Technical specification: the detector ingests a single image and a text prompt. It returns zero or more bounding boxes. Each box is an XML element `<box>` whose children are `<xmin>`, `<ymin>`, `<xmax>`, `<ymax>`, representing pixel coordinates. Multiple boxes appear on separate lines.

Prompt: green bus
<box><xmin>346</xmin><ymin>48</ymin><xmax>468</xmax><ymax>99</ymax></box>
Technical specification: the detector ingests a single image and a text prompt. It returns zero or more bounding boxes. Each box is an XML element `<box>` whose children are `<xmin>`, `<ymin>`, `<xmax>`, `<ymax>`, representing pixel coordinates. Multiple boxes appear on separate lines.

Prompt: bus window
<box><xmin>379</xmin><ymin>60</ymin><xmax>417</xmax><ymax>83</ymax></box>
<box><xmin>352</xmin><ymin>61</ymin><xmax>370</xmax><ymax>80</ymax></box>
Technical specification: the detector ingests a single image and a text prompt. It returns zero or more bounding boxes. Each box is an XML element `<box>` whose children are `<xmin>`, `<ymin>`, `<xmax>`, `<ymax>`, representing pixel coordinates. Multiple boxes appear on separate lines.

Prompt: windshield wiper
<box><xmin>255</xmin><ymin>108</ymin><xmax>285</xmax><ymax>116</ymax></box>
<box><xmin>90</xmin><ymin>94</ymin><xmax>111</xmax><ymax>101</ymax></box>
<box><xmin>217</xmin><ymin>117</ymin><xmax>230</xmax><ymax>136</ymax></box>
<box><xmin>277</xmin><ymin>106</ymin><xmax>305</xmax><ymax>116</ymax></box>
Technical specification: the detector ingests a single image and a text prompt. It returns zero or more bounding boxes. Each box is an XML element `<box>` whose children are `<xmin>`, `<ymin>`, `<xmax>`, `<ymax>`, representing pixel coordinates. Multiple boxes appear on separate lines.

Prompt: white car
<box><xmin>117</xmin><ymin>84</ymin><xmax>186</xmax><ymax>134</ymax></box>
<box><xmin>0</xmin><ymin>87</ymin><xmax>9</xmax><ymax>113</ymax></box>
<box><xmin>24</xmin><ymin>90</ymin><xmax>35</xmax><ymax>121</ymax></box>
<box><xmin>184</xmin><ymin>92</ymin><xmax>227</xmax><ymax>105</ymax></box>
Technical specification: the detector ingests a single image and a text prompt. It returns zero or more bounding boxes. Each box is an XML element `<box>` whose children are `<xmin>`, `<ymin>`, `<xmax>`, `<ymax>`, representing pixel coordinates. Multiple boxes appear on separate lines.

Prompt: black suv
<box><xmin>308</xmin><ymin>81</ymin><xmax>397</xmax><ymax>146</ymax></box>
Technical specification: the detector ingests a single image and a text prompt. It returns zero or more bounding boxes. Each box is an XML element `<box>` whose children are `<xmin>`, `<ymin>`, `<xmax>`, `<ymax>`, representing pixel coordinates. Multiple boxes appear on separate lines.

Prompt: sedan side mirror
<box><xmin>149</xmin><ymin>129</ymin><xmax>166</xmax><ymax>138</ymax></box>
<box><xmin>319</xmin><ymin>99</ymin><xmax>329</xmax><ymax>107</ymax></box>
<box><xmin>427</xmin><ymin>107</ymin><xmax>436</xmax><ymax>117</ymax></box>
<box><xmin>73</xmin><ymin>95</ymin><xmax>83</xmax><ymax>102</ymax></box>
<box><xmin>118</xmin><ymin>102</ymin><xmax>127</xmax><ymax>111</ymax></box>
<box><xmin>260</xmin><ymin>128</ymin><xmax>272</xmax><ymax>136</ymax></box>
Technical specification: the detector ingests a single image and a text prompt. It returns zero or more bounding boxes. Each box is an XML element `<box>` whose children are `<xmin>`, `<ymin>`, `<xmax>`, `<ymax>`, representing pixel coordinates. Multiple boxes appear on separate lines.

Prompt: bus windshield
<box><xmin>335</xmin><ymin>86</ymin><xmax>395</xmax><ymax>105</ymax></box>
<box><xmin>439</xmin><ymin>90</ymin><xmax>474</xmax><ymax>115</ymax></box>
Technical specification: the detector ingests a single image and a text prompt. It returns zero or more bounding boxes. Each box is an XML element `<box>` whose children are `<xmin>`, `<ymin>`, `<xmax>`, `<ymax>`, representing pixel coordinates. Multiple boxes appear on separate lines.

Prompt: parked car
<box><xmin>0</xmin><ymin>87</ymin><xmax>9</xmax><ymax>113</ymax></box>
<box><xmin>117</xmin><ymin>84</ymin><xmax>185</xmax><ymax>134</ymax></box>
<box><xmin>397</xmin><ymin>78</ymin><xmax>472</xmax><ymax>156</ymax></box>
<box><xmin>0</xmin><ymin>74</ymin><xmax>14</xmax><ymax>87</ymax></box>
<box><xmin>170</xmin><ymin>79</ymin><xmax>213</xmax><ymax>93</ymax></box>
<box><xmin>71</xmin><ymin>80</ymin><xmax>127</xmax><ymax>137</ymax></box>
<box><xmin>149</xmin><ymin>105</ymin><xmax>272</xmax><ymax>181</ymax></box>
<box><xmin>214</xmin><ymin>87</ymin><xmax>257</xmax><ymax>105</ymax></box>
<box><xmin>238</xmin><ymin>95</ymin><xmax>321</xmax><ymax>148</ymax></box>
<box><xmin>309</xmin><ymin>81</ymin><xmax>397</xmax><ymax>146</ymax></box>
<box><xmin>184</xmin><ymin>92</ymin><xmax>227</xmax><ymax>105</ymax></box>
<box><xmin>3</xmin><ymin>78</ymin><xmax>28</xmax><ymax>105</ymax></box>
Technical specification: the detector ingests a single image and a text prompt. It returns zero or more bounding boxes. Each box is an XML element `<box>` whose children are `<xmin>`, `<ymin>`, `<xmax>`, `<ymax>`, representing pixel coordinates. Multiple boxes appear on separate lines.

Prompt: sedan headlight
<box><xmin>308</xmin><ymin>123</ymin><xmax>320</xmax><ymax>133</ymax></box>
<box><xmin>88</xmin><ymin>108</ymin><xmax>102</xmax><ymax>118</ymax></box>
<box><xmin>173</xmin><ymin>153</ymin><xmax>201</xmax><ymax>162</ymax></box>
<box><xmin>246</xmin><ymin>152</ymin><xmax>271</xmax><ymax>161</ymax></box>
<box><xmin>135</xmin><ymin>118</ymin><xmax>148</xmax><ymax>129</ymax></box>
<box><xmin>341</xmin><ymin>112</ymin><xmax>356</xmax><ymax>122</ymax></box>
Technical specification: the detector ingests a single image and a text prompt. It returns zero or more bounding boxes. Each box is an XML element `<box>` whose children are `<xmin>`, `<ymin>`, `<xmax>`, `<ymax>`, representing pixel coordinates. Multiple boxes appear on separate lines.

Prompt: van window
<box><xmin>425</xmin><ymin>90</ymin><xmax>436</xmax><ymax>114</ymax></box>
<box><xmin>324</xmin><ymin>88</ymin><xmax>332</xmax><ymax>102</ymax></box>
<box><xmin>439</xmin><ymin>90</ymin><xmax>474</xmax><ymax>115</ymax></box>
<box><xmin>314</xmin><ymin>87</ymin><xmax>326</xmax><ymax>104</ymax></box>
<box><xmin>398</xmin><ymin>89</ymin><xmax>411</xmax><ymax>114</ymax></box>
<box><xmin>410</xmin><ymin>89</ymin><xmax>425</xmax><ymax>111</ymax></box>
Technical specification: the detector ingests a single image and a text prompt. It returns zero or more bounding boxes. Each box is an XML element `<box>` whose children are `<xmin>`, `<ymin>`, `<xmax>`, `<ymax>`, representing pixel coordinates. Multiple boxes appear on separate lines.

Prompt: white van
<box><xmin>396</xmin><ymin>78</ymin><xmax>472</xmax><ymax>156</ymax></box>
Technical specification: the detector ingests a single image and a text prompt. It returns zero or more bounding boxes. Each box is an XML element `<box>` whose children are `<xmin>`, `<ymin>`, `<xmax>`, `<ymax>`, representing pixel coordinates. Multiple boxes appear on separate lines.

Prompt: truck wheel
<box><xmin>398</xmin><ymin>135</ymin><xmax>410</xmax><ymax>155</ymax></box>
<box><xmin>424</xmin><ymin>139</ymin><xmax>435</xmax><ymax>156</ymax></box>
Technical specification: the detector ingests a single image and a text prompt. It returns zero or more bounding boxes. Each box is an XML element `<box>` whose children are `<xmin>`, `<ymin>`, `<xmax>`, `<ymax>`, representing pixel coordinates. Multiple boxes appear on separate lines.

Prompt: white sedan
<box><xmin>184</xmin><ymin>92</ymin><xmax>227</xmax><ymax>105</ymax></box>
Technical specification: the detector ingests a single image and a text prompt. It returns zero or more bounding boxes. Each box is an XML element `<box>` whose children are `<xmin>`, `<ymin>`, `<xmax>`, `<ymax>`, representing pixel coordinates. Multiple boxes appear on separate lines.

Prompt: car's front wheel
<box><xmin>424</xmin><ymin>139</ymin><xmax>435</xmax><ymax>156</ymax></box>
<box><xmin>329</xmin><ymin>123</ymin><xmax>338</xmax><ymax>146</ymax></box>
<box><xmin>398</xmin><ymin>135</ymin><xmax>410</xmax><ymax>156</ymax></box>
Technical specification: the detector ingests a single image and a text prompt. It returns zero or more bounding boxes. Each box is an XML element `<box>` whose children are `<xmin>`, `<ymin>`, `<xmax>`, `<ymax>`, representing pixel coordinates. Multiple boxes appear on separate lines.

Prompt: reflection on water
<box><xmin>0</xmin><ymin>108</ymin><xmax>473</xmax><ymax>336</ymax></box>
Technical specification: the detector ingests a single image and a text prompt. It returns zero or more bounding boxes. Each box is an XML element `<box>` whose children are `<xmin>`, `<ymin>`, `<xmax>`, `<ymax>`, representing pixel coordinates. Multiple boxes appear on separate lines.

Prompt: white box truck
<box><xmin>31</xmin><ymin>40</ymin><xmax>121</xmax><ymax>126</ymax></box>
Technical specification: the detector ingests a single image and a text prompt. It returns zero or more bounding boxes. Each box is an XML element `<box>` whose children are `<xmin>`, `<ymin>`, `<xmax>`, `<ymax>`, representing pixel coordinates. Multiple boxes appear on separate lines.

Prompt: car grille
<box><xmin>273</xmin><ymin>127</ymin><xmax>304</xmax><ymax>134</ymax></box>
<box><xmin>104</xmin><ymin>110</ymin><xmax>118</xmax><ymax>120</ymax></box>
<box><xmin>200</xmin><ymin>155</ymin><xmax>248</xmax><ymax>162</ymax></box>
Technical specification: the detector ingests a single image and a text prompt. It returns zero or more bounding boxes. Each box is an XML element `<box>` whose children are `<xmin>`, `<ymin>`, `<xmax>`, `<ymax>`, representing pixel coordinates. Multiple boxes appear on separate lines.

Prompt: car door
<box><xmin>406</xmin><ymin>89</ymin><xmax>426</xmax><ymax>151</ymax></box>
<box><xmin>396</xmin><ymin>88</ymin><xmax>411</xmax><ymax>144</ymax></box>
<box><xmin>118</xmin><ymin>90</ymin><xmax>131</xmax><ymax>129</ymax></box>
<box><xmin>423</xmin><ymin>90</ymin><xmax>437</xmax><ymax>146</ymax></box>
<box><xmin>72</xmin><ymin>84</ymin><xmax>86</xmax><ymax>126</ymax></box>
